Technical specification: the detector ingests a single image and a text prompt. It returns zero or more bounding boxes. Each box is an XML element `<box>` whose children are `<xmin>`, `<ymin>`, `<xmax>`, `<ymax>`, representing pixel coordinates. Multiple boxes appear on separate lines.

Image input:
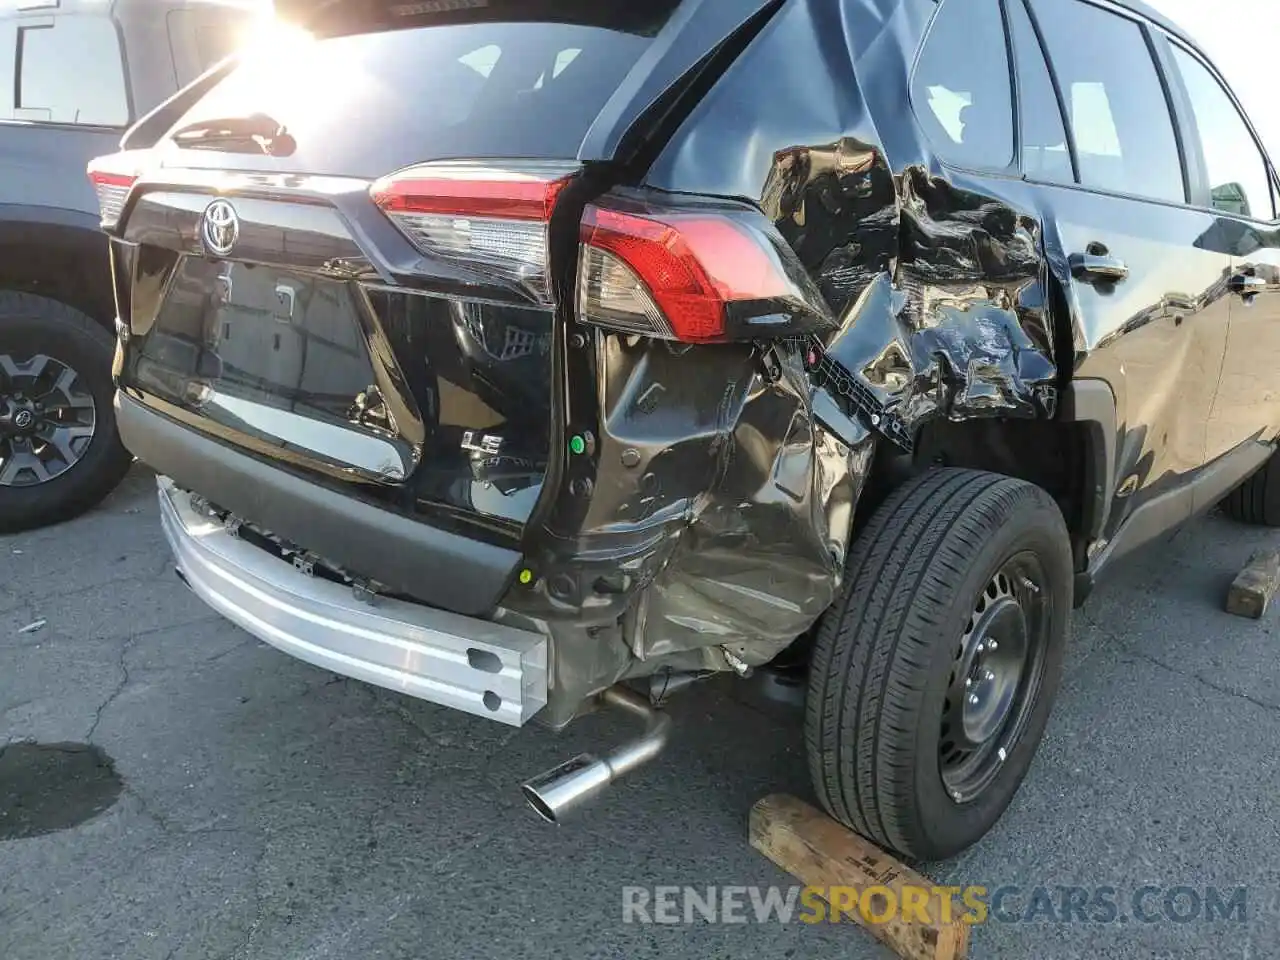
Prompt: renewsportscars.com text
<box><xmin>621</xmin><ymin>884</ymin><xmax>1247</xmax><ymax>926</ymax></box>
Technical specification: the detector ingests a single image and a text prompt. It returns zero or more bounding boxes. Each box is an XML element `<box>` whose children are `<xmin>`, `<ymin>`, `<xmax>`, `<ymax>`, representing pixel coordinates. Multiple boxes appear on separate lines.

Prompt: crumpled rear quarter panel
<box><xmin>506</xmin><ymin>334</ymin><xmax>872</xmax><ymax>726</ymax></box>
<box><xmin>515</xmin><ymin>0</ymin><xmax>1063</xmax><ymax>723</ymax></box>
<box><xmin>648</xmin><ymin>0</ymin><xmax>1059</xmax><ymax>445</ymax></box>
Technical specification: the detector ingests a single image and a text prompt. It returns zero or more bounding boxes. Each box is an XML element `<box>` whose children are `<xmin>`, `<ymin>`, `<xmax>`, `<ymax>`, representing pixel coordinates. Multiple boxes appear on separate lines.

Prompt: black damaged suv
<box><xmin>95</xmin><ymin>0</ymin><xmax>1280</xmax><ymax>859</ymax></box>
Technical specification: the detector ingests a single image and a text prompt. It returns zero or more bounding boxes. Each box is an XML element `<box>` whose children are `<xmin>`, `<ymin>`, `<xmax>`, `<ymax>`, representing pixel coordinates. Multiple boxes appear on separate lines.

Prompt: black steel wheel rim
<box><xmin>939</xmin><ymin>551</ymin><xmax>1050</xmax><ymax>803</ymax></box>
<box><xmin>0</xmin><ymin>353</ymin><xmax>97</xmax><ymax>487</ymax></box>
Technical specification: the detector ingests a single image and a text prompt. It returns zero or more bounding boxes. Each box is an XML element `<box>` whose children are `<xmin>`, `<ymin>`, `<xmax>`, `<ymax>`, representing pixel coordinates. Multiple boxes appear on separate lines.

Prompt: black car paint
<box><xmin>647</xmin><ymin>0</ymin><xmax>1280</xmax><ymax>560</ymax></box>
<box><xmin>109</xmin><ymin>0</ymin><xmax>1280</xmax><ymax>724</ymax></box>
<box><xmin>116</xmin><ymin>181</ymin><xmax>556</xmax><ymax>544</ymax></box>
<box><xmin>507</xmin><ymin>0</ymin><xmax>1279</xmax><ymax>713</ymax></box>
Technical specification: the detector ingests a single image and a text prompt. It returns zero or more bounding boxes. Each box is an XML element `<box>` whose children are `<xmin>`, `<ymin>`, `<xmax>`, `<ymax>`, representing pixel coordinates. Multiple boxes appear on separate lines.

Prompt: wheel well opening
<box><xmin>0</xmin><ymin>234</ymin><xmax>115</xmax><ymax>329</ymax></box>
<box><xmin>863</xmin><ymin>417</ymin><xmax>1093</xmax><ymax>572</ymax></box>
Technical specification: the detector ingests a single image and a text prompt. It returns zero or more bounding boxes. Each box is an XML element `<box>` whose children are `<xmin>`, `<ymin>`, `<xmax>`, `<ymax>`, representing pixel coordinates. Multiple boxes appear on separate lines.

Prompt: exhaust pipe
<box><xmin>521</xmin><ymin>686</ymin><xmax>671</xmax><ymax>823</ymax></box>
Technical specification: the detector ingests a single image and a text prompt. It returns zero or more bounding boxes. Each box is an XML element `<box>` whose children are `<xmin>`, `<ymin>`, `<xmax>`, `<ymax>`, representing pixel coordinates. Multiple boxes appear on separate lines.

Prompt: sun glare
<box><xmin>235</xmin><ymin>16</ymin><xmax>317</xmax><ymax>67</ymax></box>
<box><xmin>212</xmin><ymin>14</ymin><xmax>369</xmax><ymax>124</ymax></box>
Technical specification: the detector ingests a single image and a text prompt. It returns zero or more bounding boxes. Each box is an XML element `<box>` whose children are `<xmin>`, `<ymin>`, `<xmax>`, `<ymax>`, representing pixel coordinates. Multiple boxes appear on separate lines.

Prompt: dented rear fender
<box><xmin>505</xmin><ymin>0</ymin><xmax>1077</xmax><ymax>723</ymax></box>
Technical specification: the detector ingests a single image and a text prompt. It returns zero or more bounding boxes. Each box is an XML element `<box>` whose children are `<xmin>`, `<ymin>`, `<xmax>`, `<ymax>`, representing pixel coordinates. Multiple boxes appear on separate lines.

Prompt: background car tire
<box><xmin>0</xmin><ymin>292</ymin><xmax>132</xmax><ymax>532</ymax></box>
<box><xmin>1222</xmin><ymin>452</ymin><xmax>1280</xmax><ymax>527</ymax></box>
<box><xmin>805</xmin><ymin>468</ymin><xmax>1073</xmax><ymax>861</ymax></box>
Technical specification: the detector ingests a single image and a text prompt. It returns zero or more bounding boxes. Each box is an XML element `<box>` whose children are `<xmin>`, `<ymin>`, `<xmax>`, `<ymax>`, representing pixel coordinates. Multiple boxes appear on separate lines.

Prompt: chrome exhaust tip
<box><xmin>521</xmin><ymin>686</ymin><xmax>671</xmax><ymax>823</ymax></box>
<box><xmin>521</xmin><ymin>754</ymin><xmax>613</xmax><ymax>823</ymax></box>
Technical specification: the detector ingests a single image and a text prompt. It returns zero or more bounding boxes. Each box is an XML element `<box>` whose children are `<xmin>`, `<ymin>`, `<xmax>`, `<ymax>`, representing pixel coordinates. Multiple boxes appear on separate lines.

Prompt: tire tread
<box><xmin>806</xmin><ymin>467</ymin><xmax>1069</xmax><ymax>858</ymax></box>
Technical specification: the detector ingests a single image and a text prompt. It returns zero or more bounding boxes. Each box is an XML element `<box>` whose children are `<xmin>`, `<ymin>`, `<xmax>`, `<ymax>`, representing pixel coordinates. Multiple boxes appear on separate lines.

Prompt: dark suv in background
<box><xmin>0</xmin><ymin>0</ymin><xmax>252</xmax><ymax>531</ymax></box>
<box><xmin>95</xmin><ymin>0</ymin><xmax>1280</xmax><ymax>859</ymax></box>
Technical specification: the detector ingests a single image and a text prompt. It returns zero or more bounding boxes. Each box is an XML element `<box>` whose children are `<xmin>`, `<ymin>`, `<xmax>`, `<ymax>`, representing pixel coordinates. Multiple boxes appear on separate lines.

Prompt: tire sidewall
<box><xmin>911</xmin><ymin>487</ymin><xmax>1072</xmax><ymax>855</ymax></box>
<box><xmin>0</xmin><ymin>301</ymin><xmax>127</xmax><ymax>526</ymax></box>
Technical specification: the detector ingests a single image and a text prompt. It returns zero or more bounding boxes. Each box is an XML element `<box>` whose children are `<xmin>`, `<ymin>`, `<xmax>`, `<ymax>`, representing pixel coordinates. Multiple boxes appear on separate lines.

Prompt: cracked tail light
<box><xmin>370</xmin><ymin>161</ymin><xmax>578</xmax><ymax>301</ymax></box>
<box><xmin>87</xmin><ymin>153</ymin><xmax>145</xmax><ymax>230</ymax></box>
<box><xmin>577</xmin><ymin>196</ymin><xmax>833</xmax><ymax>344</ymax></box>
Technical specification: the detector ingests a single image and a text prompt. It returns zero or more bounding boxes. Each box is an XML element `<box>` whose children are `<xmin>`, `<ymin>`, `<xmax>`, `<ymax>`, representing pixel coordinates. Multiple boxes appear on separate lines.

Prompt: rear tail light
<box><xmin>87</xmin><ymin>152</ymin><xmax>147</xmax><ymax>230</ymax></box>
<box><xmin>369</xmin><ymin>164</ymin><xmax>832</xmax><ymax>342</ymax></box>
<box><xmin>577</xmin><ymin>195</ymin><xmax>833</xmax><ymax>343</ymax></box>
<box><xmin>370</xmin><ymin>161</ymin><xmax>577</xmax><ymax>301</ymax></box>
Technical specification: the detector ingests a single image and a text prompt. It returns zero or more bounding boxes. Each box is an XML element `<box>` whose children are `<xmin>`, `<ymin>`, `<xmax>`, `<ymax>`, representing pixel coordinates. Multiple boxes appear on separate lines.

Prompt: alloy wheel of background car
<box><xmin>0</xmin><ymin>293</ymin><xmax>132</xmax><ymax>532</ymax></box>
<box><xmin>0</xmin><ymin>353</ymin><xmax>97</xmax><ymax>487</ymax></box>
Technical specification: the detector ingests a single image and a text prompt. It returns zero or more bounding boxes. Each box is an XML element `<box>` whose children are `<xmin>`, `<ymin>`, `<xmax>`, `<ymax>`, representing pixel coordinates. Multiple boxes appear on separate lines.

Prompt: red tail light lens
<box><xmin>370</xmin><ymin>161</ymin><xmax>577</xmax><ymax>301</ymax></box>
<box><xmin>577</xmin><ymin>196</ymin><xmax>831</xmax><ymax>343</ymax></box>
<box><xmin>87</xmin><ymin>154</ymin><xmax>144</xmax><ymax>230</ymax></box>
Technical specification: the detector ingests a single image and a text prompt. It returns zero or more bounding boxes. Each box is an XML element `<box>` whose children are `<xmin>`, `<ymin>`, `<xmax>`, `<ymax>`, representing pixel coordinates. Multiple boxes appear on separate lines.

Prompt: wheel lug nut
<box><xmin>988</xmin><ymin>640</ymin><xmax>998</xmax><ymax>651</ymax></box>
<box><xmin>984</xmin><ymin>669</ymin><xmax>995</xmax><ymax>682</ymax></box>
<box><xmin>968</xmin><ymin>694</ymin><xmax>979</xmax><ymax>706</ymax></box>
<box><xmin>976</xmin><ymin>643</ymin><xmax>986</xmax><ymax>654</ymax></box>
<box><xmin>965</xmin><ymin>677</ymin><xmax>973</xmax><ymax>688</ymax></box>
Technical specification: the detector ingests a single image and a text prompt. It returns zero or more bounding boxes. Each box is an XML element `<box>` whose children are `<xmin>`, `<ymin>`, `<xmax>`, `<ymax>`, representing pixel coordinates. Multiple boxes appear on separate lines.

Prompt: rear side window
<box><xmin>1030</xmin><ymin>0</ymin><xmax>1183</xmax><ymax>204</ymax></box>
<box><xmin>12</xmin><ymin>15</ymin><xmax>129</xmax><ymax>126</ymax></box>
<box><xmin>176</xmin><ymin>13</ymin><xmax>679</xmax><ymax>163</ymax></box>
<box><xmin>912</xmin><ymin>0</ymin><xmax>1014</xmax><ymax>170</ymax></box>
<box><xmin>1170</xmin><ymin>46</ymin><xmax>1276</xmax><ymax>222</ymax></box>
<box><xmin>1008</xmin><ymin>0</ymin><xmax>1072</xmax><ymax>184</ymax></box>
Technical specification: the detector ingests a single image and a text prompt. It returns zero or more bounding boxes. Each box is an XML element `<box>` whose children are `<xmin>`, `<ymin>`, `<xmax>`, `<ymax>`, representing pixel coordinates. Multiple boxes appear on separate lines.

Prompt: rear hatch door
<box><xmin>115</xmin><ymin>2</ymin><xmax>690</xmax><ymax>552</ymax></box>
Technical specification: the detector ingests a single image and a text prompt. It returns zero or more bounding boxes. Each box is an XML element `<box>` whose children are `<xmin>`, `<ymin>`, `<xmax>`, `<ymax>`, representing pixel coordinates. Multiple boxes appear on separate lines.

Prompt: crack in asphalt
<box><xmin>216</xmin><ymin>837</ymin><xmax>270</xmax><ymax>960</ymax></box>
<box><xmin>205</xmin><ymin>637</ymin><xmax>257</xmax><ymax>664</ymax></box>
<box><xmin>86</xmin><ymin>635</ymin><xmax>136</xmax><ymax>744</ymax></box>
<box><xmin>1122</xmin><ymin>646</ymin><xmax>1280</xmax><ymax>715</ymax></box>
<box><xmin>124</xmin><ymin>782</ymin><xmax>178</xmax><ymax>836</ymax></box>
<box><xmin>35</xmin><ymin>613</ymin><xmax>231</xmax><ymax>746</ymax></box>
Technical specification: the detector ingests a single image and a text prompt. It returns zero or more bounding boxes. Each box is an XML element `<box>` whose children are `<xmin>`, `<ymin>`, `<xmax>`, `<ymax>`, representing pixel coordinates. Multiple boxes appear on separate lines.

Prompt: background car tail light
<box><xmin>87</xmin><ymin>155</ymin><xmax>143</xmax><ymax>230</ymax></box>
<box><xmin>370</xmin><ymin>161</ymin><xmax>577</xmax><ymax>301</ymax></box>
<box><xmin>576</xmin><ymin>195</ymin><xmax>833</xmax><ymax>343</ymax></box>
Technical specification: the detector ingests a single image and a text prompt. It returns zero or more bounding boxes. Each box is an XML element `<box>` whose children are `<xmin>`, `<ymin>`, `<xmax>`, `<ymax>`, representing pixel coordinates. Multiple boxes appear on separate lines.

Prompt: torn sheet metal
<box><xmin>499</xmin><ymin>0</ymin><xmax>1060</xmax><ymax>724</ymax></box>
<box><xmin>643</xmin><ymin>0</ymin><xmax>1059</xmax><ymax>448</ymax></box>
<box><xmin>790</xmin><ymin>165</ymin><xmax>1057</xmax><ymax>449</ymax></box>
<box><xmin>504</xmin><ymin>336</ymin><xmax>872</xmax><ymax>727</ymax></box>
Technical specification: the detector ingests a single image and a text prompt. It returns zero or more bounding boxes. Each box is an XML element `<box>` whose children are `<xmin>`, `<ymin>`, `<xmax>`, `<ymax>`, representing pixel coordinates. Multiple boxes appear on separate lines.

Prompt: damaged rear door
<box><xmin>1024</xmin><ymin>0</ymin><xmax>1233</xmax><ymax>547</ymax></box>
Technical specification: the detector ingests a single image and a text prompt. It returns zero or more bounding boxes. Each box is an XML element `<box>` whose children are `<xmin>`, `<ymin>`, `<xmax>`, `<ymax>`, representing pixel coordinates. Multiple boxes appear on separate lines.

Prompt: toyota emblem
<box><xmin>201</xmin><ymin>199</ymin><xmax>240</xmax><ymax>257</ymax></box>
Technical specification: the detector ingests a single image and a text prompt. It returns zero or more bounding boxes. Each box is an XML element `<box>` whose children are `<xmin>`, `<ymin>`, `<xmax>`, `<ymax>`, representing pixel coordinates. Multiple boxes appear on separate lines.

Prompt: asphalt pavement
<box><xmin>1</xmin><ymin>466</ymin><xmax>1277</xmax><ymax>959</ymax></box>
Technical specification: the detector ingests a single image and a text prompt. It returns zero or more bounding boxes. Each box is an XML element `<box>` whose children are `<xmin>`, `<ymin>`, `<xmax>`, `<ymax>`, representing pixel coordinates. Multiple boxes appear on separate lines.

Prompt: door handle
<box><xmin>1070</xmin><ymin>250</ymin><xmax>1129</xmax><ymax>284</ymax></box>
<box><xmin>1229</xmin><ymin>274</ymin><xmax>1267</xmax><ymax>298</ymax></box>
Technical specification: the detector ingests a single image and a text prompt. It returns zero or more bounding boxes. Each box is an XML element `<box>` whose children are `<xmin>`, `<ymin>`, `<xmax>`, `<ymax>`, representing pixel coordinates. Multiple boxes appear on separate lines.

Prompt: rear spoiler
<box><xmin>275</xmin><ymin>0</ymin><xmax>680</xmax><ymax>38</ymax></box>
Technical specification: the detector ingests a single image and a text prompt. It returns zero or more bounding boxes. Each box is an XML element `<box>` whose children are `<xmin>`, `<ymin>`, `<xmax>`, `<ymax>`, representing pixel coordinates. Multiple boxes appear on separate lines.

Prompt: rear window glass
<box><xmin>172</xmin><ymin>16</ymin><xmax>677</xmax><ymax>163</ymax></box>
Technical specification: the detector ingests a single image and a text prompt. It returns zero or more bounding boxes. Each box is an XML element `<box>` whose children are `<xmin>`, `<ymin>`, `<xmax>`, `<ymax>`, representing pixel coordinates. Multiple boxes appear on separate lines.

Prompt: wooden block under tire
<box><xmin>749</xmin><ymin>794</ymin><xmax>970</xmax><ymax>960</ymax></box>
<box><xmin>1226</xmin><ymin>549</ymin><xmax>1280</xmax><ymax>619</ymax></box>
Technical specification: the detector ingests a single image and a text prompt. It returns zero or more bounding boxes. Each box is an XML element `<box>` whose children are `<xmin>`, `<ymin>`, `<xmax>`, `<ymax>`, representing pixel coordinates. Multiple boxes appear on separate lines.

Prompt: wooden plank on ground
<box><xmin>1226</xmin><ymin>549</ymin><xmax>1280</xmax><ymax>619</ymax></box>
<box><xmin>749</xmin><ymin>794</ymin><xmax>969</xmax><ymax>960</ymax></box>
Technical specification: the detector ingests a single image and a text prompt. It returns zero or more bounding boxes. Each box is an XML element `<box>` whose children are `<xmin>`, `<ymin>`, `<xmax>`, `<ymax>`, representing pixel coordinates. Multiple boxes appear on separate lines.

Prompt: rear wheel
<box><xmin>0</xmin><ymin>293</ymin><xmax>132</xmax><ymax>532</ymax></box>
<box><xmin>1222</xmin><ymin>451</ymin><xmax>1280</xmax><ymax>526</ymax></box>
<box><xmin>805</xmin><ymin>468</ymin><xmax>1072</xmax><ymax>861</ymax></box>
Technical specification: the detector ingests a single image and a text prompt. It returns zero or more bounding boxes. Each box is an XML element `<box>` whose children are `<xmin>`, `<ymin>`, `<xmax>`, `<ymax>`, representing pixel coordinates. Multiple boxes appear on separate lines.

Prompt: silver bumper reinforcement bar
<box><xmin>157</xmin><ymin>476</ymin><xmax>548</xmax><ymax>726</ymax></box>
